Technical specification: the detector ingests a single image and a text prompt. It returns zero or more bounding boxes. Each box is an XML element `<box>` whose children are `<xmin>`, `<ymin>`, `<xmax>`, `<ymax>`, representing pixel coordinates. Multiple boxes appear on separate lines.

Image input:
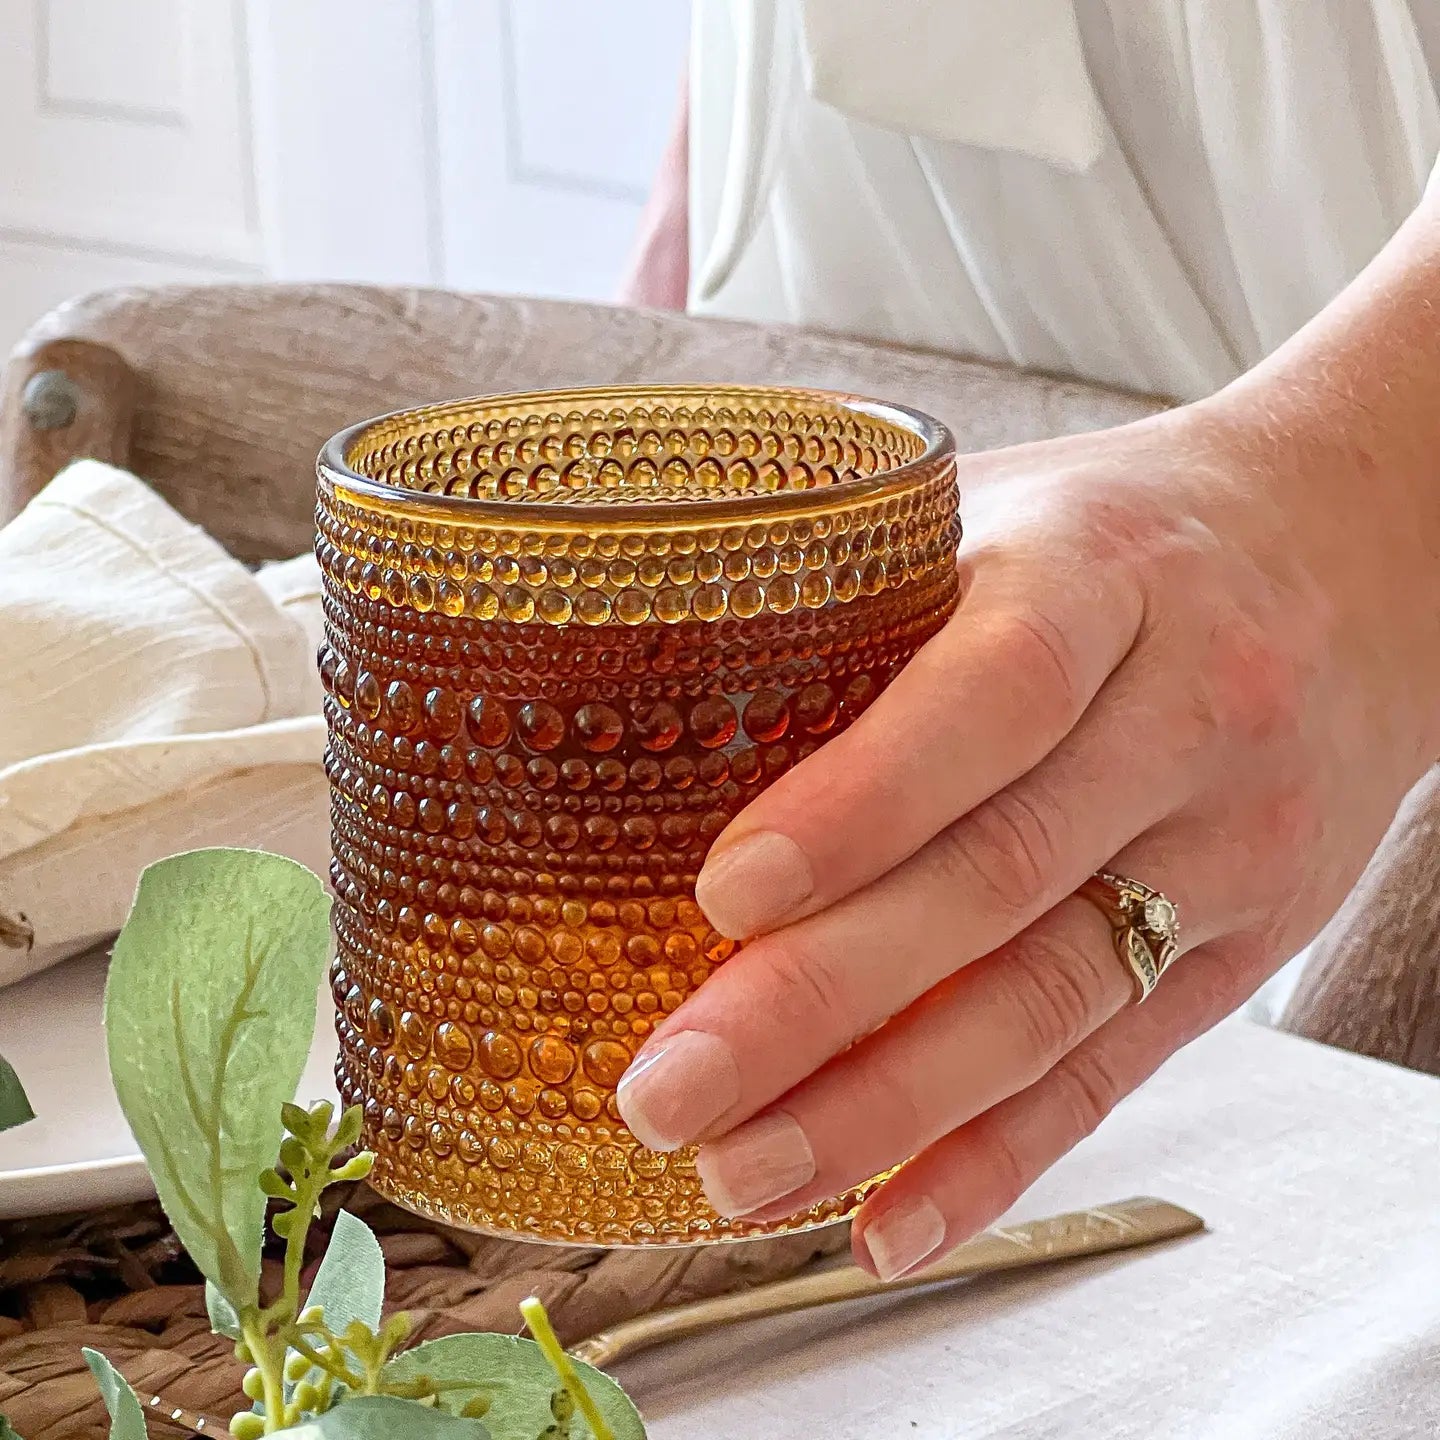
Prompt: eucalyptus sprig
<box><xmin>77</xmin><ymin>849</ymin><xmax>645</xmax><ymax>1440</ymax></box>
<box><xmin>0</xmin><ymin>1050</ymin><xmax>32</xmax><ymax>1134</ymax></box>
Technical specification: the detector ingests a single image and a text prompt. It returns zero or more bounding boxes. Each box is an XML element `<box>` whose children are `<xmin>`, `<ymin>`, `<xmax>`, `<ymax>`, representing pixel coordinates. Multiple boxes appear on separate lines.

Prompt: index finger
<box><xmin>694</xmin><ymin>552</ymin><xmax>1143</xmax><ymax>939</ymax></box>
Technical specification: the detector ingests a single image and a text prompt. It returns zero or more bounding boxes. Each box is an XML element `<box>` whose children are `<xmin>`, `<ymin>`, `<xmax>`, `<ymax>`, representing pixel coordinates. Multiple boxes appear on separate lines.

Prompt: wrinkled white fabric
<box><xmin>691</xmin><ymin>0</ymin><xmax>1440</xmax><ymax>400</ymax></box>
<box><xmin>633</xmin><ymin>1019</ymin><xmax>1440</xmax><ymax>1439</ymax></box>
<box><xmin>0</xmin><ymin>462</ymin><xmax>327</xmax><ymax>987</ymax></box>
<box><xmin>795</xmin><ymin>0</ymin><xmax>1106</xmax><ymax>171</ymax></box>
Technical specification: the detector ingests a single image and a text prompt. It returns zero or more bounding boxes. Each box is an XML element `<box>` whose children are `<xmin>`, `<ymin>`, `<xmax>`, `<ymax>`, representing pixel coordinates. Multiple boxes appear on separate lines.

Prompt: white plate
<box><xmin>0</xmin><ymin>947</ymin><xmax>340</xmax><ymax>1220</ymax></box>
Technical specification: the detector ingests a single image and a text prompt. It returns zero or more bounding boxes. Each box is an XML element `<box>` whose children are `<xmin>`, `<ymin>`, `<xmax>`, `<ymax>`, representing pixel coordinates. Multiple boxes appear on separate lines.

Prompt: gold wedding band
<box><xmin>1077</xmin><ymin>871</ymin><xmax>1181</xmax><ymax>1002</ymax></box>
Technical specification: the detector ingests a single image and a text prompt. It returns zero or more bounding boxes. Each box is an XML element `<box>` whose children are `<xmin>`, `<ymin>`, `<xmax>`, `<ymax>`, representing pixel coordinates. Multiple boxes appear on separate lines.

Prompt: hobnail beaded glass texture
<box><xmin>316</xmin><ymin>385</ymin><xmax>960</xmax><ymax>1246</ymax></box>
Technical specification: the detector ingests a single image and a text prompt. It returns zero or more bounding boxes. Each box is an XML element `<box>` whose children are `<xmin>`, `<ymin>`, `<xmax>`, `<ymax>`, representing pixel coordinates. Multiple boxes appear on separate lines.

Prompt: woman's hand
<box><xmin>615</xmin><ymin>194</ymin><xmax>1440</xmax><ymax>1277</ymax></box>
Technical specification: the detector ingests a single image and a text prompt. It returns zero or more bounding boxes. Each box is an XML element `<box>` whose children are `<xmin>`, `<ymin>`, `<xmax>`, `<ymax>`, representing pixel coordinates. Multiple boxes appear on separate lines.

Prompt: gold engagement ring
<box><xmin>1077</xmin><ymin>871</ymin><xmax>1181</xmax><ymax>1002</ymax></box>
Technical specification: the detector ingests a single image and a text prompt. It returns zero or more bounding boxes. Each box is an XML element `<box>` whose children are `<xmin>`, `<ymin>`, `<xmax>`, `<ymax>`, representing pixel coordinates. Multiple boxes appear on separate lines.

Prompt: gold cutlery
<box><xmin>569</xmin><ymin>1196</ymin><xmax>1204</xmax><ymax>1368</ymax></box>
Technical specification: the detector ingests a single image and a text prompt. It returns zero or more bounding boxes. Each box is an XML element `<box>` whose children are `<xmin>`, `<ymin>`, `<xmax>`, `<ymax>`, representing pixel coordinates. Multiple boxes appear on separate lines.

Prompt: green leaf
<box><xmin>382</xmin><ymin>1335</ymin><xmax>646</xmax><ymax>1440</ymax></box>
<box><xmin>205</xmin><ymin>1280</ymin><xmax>242</xmax><ymax>1340</ymax></box>
<box><xmin>104</xmin><ymin>849</ymin><xmax>332</xmax><ymax>1309</ymax></box>
<box><xmin>82</xmin><ymin>1349</ymin><xmax>150</xmax><ymax>1440</ymax></box>
<box><xmin>0</xmin><ymin>1051</ymin><xmax>33</xmax><ymax>1133</ymax></box>
<box><xmin>0</xmin><ymin>1413</ymin><xmax>26</xmax><ymax>1440</ymax></box>
<box><xmin>304</xmin><ymin>1210</ymin><xmax>385</xmax><ymax>1333</ymax></box>
<box><xmin>334</xmin><ymin>1105</ymin><xmax>363</xmax><ymax>1149</ymax></box>
<box><xmin>273</xmin><ymin>1396</ymin><xmax>490</xmax><ymax>1439</ymax></box>
<box><xmin>287</xmin><ymin>1210</ymin><xmax>385</xmax><ymax>1399</ymax></box>
<box><xmin>281</xmin><ymin>1101</ymin><xmax>313</xmax><ymax>1136</ymax></box>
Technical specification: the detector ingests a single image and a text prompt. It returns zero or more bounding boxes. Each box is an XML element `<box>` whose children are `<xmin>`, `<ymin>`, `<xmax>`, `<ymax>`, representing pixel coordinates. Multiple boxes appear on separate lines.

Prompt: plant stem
<box><xmin>520</xmin><ymin>1297</ymin><xmax>614</xmax><ymax>1440</ymax></box>
<box><xmin>281</xmin><ymin>1167</ymin><xmax>327</xmax><ymax>1319</ymax></box>
<box><xmin>242</xmin><ymin>1318</ymin><xmax>288</xmax><ymax>1436</ymax></box>
<box><xmin>290</xmin><ymin>1335</ymin><xmax>365</xmax><ymax>1394</ymax></box>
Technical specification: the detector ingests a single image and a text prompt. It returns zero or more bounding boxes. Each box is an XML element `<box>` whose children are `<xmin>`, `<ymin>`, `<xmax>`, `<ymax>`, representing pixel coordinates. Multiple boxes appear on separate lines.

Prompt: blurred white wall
<box><xmin>0</xmin><ymin>0</ymin><xmax>690</xmax><ymax>353</ymax></box>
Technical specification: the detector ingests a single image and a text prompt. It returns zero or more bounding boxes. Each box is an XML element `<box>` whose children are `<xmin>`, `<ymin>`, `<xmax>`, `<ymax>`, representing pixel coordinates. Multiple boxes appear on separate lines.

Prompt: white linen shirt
<box><xmin>690</xmin><ymin>0</ymin><xmax>1440</xmax><ymax>400</ymax></box>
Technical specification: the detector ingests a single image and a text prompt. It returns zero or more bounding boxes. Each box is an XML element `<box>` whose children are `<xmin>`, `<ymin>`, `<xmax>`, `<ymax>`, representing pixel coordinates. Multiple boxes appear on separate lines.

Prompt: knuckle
<box><xmin>983</xmin><ymin>1125</ymin><xmax>1035</xmax><ymax>1212</ymax></box>
<box><xmin>993</xmin><ymin>605</ymin><xmax>1085</xmax><ymax>727</ymax></box>
<box><xmin>864</xmin><ymin>1064</ymin><xmax>931</xmax><ymax>1145</ymax></box>
<box><xmin>1002</xmin><ymin>927</ymin><xmax>1113</xmax><ymax>1062</ymax></box>
<box><xmin>1257</xmin><ymin>780</ymin><xmax>1322</xmax><ymax>858</ymax></box>
<box><xmin>1069</xmin><ymin>486</ymin><xmax>1182</xmax><ymax>561</ymax></box>
<box><xmin>937</xmin><ymin>785</ymin><xmax>1064</xmax><ymax>921</ymax></box>
<box><xmin>1051</xmin><ymin>1046</ymin><xmax>1124</xmax><ymax>1141</ymax></box>
<box><xmin>1196</xmin><ymin>619</ymin><xmax>1307</xmax><ymax>744</ymax></box>
<box><xmin>1212</xmin><ymin>778</ymin><xmax>1322</xmax><ymax>922</ymax></box>
<box><xmin>748</xmin><ymin>932</ymin><xmax>861</xmax><ymax>1045</ymax></box>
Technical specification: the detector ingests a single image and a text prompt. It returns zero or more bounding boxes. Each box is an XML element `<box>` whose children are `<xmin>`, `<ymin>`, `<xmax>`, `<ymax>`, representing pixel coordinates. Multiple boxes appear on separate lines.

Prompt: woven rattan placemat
<box><xmin>0</xmin><ymin>1183</ymin><xmax>846</xmax><ymax>1438</ymax></box>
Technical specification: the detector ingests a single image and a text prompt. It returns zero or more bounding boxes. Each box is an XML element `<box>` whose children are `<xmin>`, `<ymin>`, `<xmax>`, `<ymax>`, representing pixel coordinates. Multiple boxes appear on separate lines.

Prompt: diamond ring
<box><xmin>1076</xmin><ymin>870</ymin><xmax>1181</xmax><ymax>1002</ymax></box>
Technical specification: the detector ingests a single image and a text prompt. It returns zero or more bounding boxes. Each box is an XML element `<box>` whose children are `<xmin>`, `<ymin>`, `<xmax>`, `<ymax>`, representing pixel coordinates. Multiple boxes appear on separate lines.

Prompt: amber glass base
<box><xmin>317</xmin><ymin>386</ymin><xmax>959</xmax><ymax>1245</ymax></box>
<box><xmin>373</xmin><ymin>1171</ymin><xmax>888</xmax><ymax>1250</ymax></box>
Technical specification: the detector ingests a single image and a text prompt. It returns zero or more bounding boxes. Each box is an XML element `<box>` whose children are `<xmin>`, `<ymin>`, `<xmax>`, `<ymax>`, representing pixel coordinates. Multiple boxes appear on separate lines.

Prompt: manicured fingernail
<box><xmin>696</xmin><ymin>1112</ymin><xmax>816</xmax><ymax>1216</ymax></box>
<box><xmin>695</xmin><ymin>831</ymin><xmax>814</xmax><ymax>939</ymax></box>
<box><xmin>616</xmin><ymin>1031</ymin><xmax>741</xmax><ymax>1152</ymax></box>
<box><xmin>859</xmin><ymin>1195</ymin><xmax>948</xmax><ymax>1281</ymax></box>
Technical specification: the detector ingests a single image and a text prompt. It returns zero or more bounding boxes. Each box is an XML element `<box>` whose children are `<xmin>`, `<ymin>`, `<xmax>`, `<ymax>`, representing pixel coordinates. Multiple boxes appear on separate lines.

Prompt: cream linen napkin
<box><xmin>0</xmin><ymin>460</ymin><xmax>328</xmax><ymax>988</ymax></box>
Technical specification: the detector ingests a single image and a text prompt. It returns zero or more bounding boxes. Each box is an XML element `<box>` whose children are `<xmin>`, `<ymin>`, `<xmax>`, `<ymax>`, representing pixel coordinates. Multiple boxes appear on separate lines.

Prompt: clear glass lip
<box><xmin>317</xmin><ymin>383</ymin><xmax>955</xmax><ymax>530</ymax></box>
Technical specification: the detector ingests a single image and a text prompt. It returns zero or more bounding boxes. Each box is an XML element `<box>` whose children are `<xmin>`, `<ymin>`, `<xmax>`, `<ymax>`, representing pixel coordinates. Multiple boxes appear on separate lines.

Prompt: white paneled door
<box><xmin>247</xmin><ymin>0</ymin><xmax>691</xmax><ymax>297</ymax></box>
<box><xmin>0</xmin><ymin>0</ymin><xmax>263</xmax><ymax>349</ymax></box>
<box><xmin>0</xmin><ymin>1</ymin><xmax>689</xmax><ymax>352</ymax></box>
<box><xmin>435</xmin><ymin>0</ymin><xmax>692</xmax><ymax>299</ymax></box>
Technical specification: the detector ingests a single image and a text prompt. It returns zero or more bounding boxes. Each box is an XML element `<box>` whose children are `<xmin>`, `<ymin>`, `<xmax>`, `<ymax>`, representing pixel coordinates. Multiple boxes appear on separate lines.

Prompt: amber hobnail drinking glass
<box><xmin>316</xmin><ymin>385</ymin><xmax>960</xmax><ymax>1246</ymax></box>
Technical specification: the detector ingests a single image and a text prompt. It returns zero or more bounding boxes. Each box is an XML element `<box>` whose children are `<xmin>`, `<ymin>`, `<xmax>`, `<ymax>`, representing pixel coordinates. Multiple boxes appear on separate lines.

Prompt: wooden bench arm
<box><xmin>0</xmin><ymin>337</ymin><xmax>135</xmax><ymax>509</ymax></box>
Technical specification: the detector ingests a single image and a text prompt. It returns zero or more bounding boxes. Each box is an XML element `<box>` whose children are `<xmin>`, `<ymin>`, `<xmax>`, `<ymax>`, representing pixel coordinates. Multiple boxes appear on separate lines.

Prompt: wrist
<box><xmin>1190</xmin><ymin>374</ymin><xmax>1440</xmax><ymax>778</ymax></box>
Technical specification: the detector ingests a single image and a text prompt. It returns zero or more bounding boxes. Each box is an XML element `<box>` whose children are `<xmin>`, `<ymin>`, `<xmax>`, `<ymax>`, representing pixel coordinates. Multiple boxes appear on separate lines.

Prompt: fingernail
<box><xmin>696</xmin><ymin>831</ymin><xmax>814</xmax><ymax>939</ymax></box>
<box><xmin>696</xmin><ymin>1112</ymin><xmax>816</xmax><ymax>1216</ymax></box>
<box><xmin>859</xmin><ymin>1195</ymin><xmax>948</xmax><ymax>1281</ymax></box>
<box><xmin>616</xmin><ymin>1031</ymin><xmax>741</xmax><ymax>1152</ymax></box>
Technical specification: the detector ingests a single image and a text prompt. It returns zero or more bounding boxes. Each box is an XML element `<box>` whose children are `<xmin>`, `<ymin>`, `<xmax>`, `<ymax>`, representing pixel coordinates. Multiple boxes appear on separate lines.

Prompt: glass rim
<box><xmin>317</xmin><ymin>383</ymin><xmax>955</xmax><ymax>529</ymax></box>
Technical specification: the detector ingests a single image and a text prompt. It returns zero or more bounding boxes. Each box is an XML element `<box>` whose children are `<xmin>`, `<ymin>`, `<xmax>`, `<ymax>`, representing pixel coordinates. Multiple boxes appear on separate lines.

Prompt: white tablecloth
<box><xmin>622</xmin><ymin>1019</ymin><xmax>1440</xmax><ymax>1439</ymax></box>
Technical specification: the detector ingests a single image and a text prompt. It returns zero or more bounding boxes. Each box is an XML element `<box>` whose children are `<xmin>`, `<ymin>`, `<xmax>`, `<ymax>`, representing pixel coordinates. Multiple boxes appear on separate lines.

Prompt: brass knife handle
<box><xmin>569</xmin><ymin>1196</ymin><xmax>1203</xmax><ymax>1370</ymax></box>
